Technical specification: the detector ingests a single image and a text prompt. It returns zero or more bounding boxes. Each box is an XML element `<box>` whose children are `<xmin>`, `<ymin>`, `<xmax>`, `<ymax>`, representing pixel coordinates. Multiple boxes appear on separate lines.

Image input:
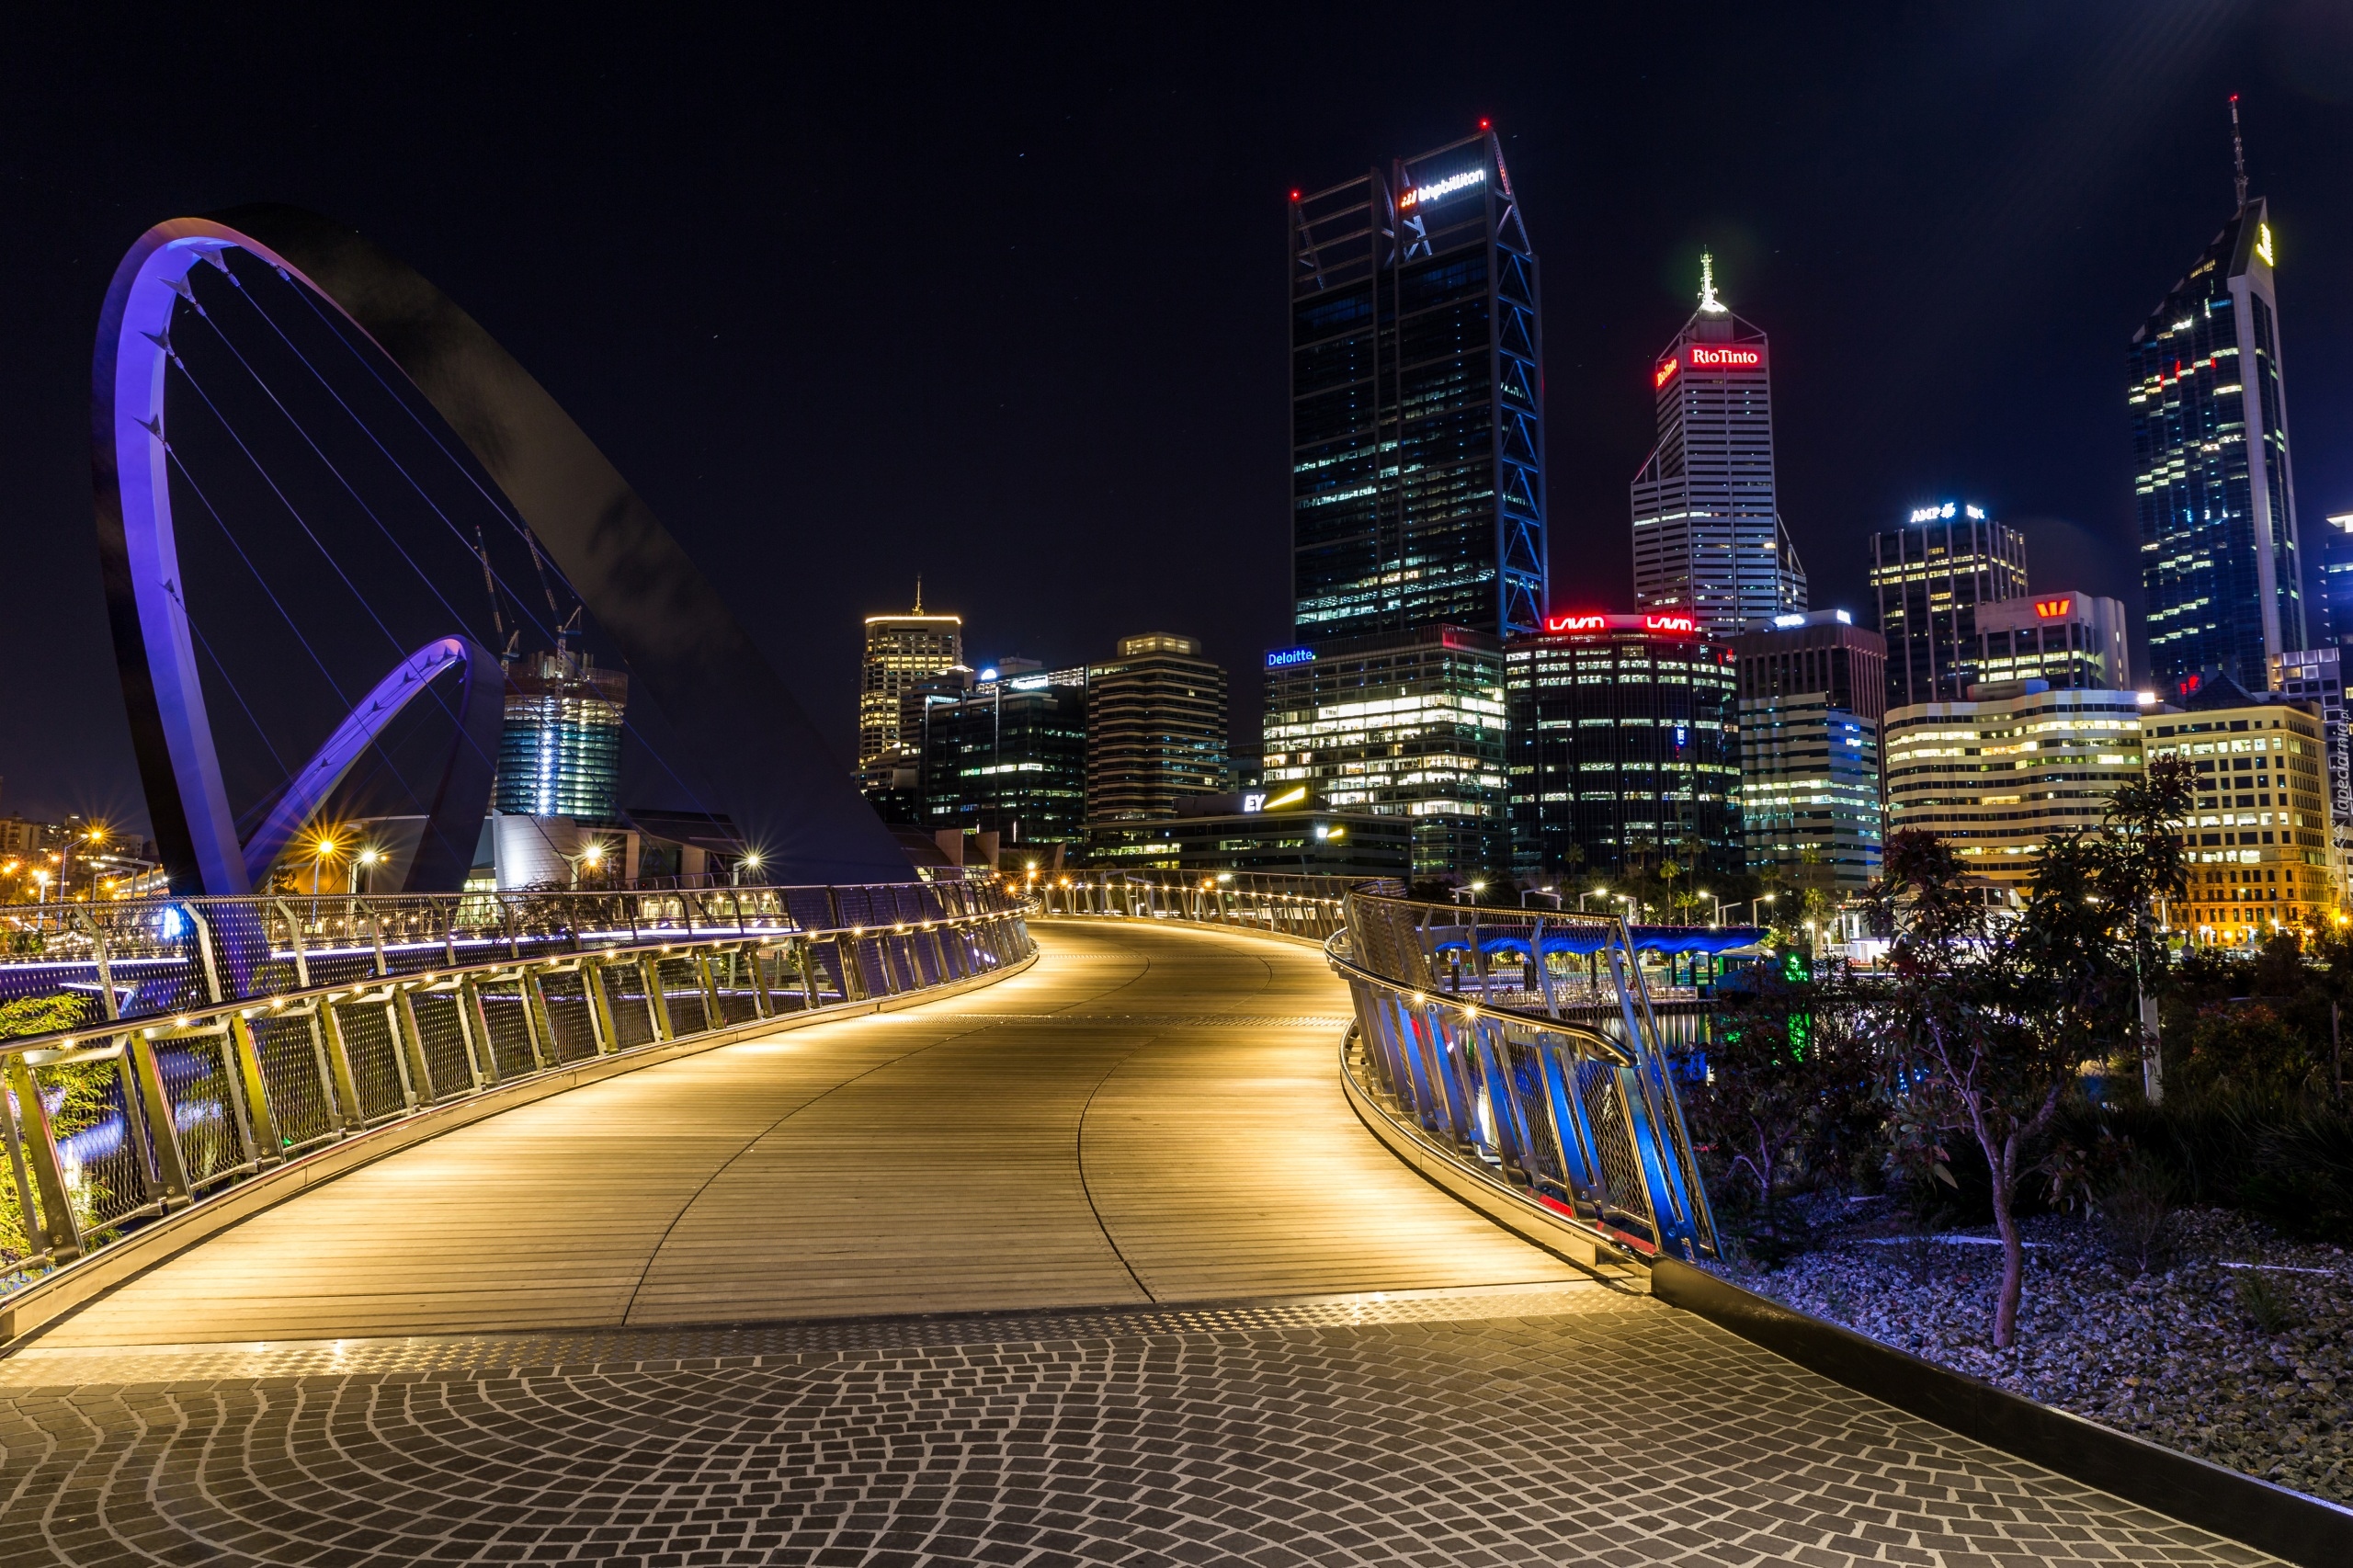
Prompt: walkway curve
<box><xmin>0</xmin><ymin>919</ymin><xmax>2293</xmax><ymax>1566</ymax></box>
<box><xmin>36</xmin><ymin>919</ymin><xmax>1572</xmax><ymax>1346</ymax></box>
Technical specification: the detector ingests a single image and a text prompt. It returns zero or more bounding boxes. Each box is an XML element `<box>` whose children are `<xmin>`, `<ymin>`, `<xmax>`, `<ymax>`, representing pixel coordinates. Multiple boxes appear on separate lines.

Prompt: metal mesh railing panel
<box><xmin>157</xmin><ymin>1040</ymin><xmax>246</xmax><ymax>1187</ymax></box>
<box><xmin>45</xmin><ymin>1063</ymin><xmax>150</xmax><ymax>1233</ymax></box>
<box><xmin>252</xmin><ymin>1017</ymin><xmax>336</xmax><ymax>1153</ymax></box>
<box><xmin>1574</xmin><ymin>1061</ymin><xmax>1653</xmax><ymax>1233</ymax></box>
<box><xmin>477</xmin><ymin>986</ymin><xmax>539</xmax><ymax>1078</ymax></box>
<box><xmin>657</xmin><ymin>959</ymin><xmax>709</xmax><ymax>1037</ymax></box>
<box><xmin>406</xmin><ymin>994</ymin><xmax>474</xmax><ymax>1100</ymax></box>
<box><xmin>331</xmin><ymin>1004</ymin><xmax>408</xmax><ymax>1121</ymax></box>
<box><xmin>532</xmin><ymin>972</ymin><xmax>597</xmax><ymax>1062</ymax></box>
<box><xmin>599</xmin><ymin>968</ymin><xmax>654</xmax><ymax>1051</ymax></box>
<box><xmin>710</xmin><ymin>953</ymin><xmax>761</xmax><ymax>1025</ymax></box>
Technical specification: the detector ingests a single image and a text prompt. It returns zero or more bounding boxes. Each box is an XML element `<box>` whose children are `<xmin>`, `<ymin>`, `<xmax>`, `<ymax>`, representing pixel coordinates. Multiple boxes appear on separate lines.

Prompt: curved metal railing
<box><xmin>1332</xmin><ymin>892</ymin><xmax>1720</xmax><ymax>1263</ymax></box>
<box><xmin>1024</xmin><ymin>868</ymin><xmax>1364</xmax><ymax>942</ymax></box>
<box><xmin>0</xmin><ymin>881</ymin><xmax>1032</xmax><ymax>1289</ymax></box>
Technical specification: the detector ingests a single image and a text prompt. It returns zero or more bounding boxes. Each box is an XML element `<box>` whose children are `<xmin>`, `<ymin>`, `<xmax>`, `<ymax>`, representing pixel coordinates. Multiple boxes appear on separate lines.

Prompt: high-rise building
<box><xmin>859</xmin><ymin>590</ymin><xmax>963</xmax><ymax>769</ymax></box>
<box><xmin>1503</xmin><ymin>612</ymin><xmax>1743</xmax><ymax>886</ymax></box>
<box><xmin>917</xmin><ymin>668</ymin><xmax>1087</xmax><ymax>858</ymax></box>
<box><xmin>1085</xmin><ymin>633</ymin><xmax>1227</xmax><ymax>824</ymax></box>
<box><xmin>2132</xmin><ymin>100</ymin><xmax>2304</xmax><ymax>695</ymax></box>
<box><xmin>2268</xmin><ymin>647</ymin><xmax>2353</xmax><ymax>888</ymax></box>
<box><xmin>1882</xmin><ymin>682</ymin><xmax>2147</xmax><ymax>892</ymax></box>
<box><xmin>1870</xmin><ymin>502</ymin><xmax>2029</xmax><ymax>710</ymax></box>
<box><xmin>1288</xmin><ymin>125</ymin><xmax>1545</xmax><ymax>642</ymax></box>
<box><xmin>1971</xmin><ymin>591</ymin><xmax>2131</xmax><ymax>692</ymax></box>
<box><xmin>496</xmin><ymin>647</ymin><xmax>627</xmax><ymax>821</ymax></box>
<box><xmin>2146</xmin><ymin>676</ymin><xmax>2336</xmax><ymax>943</ymax></box>
<box><xmin>2313</xmin><ymin>510</ymin><xmax>2353</xmax><ymax>654</ymax></box>
<box><xmin>1731</xmin><ymin>609</ymin><xmax>1886</xmax><ymax>892</ymax></box>
<box><xmin>1261</xmin><ymin>626</ymin><xmax>1506</xmax><ymax>881</ymax></box>
<box><xmin>1631</xmin><ymin>255</ymin><xmax>1806</xmax><ymax>636</ymax></box>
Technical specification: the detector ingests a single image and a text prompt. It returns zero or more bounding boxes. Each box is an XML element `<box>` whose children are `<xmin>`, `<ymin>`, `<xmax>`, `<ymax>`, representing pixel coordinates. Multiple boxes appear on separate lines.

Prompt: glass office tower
<box><xmin>1262</xmin><ymin>627</ymin><xmax>1507</xmax><ymax>880</ymax></box>
<box><xmin>1504</xmin><ymin>614</ymin><xmax>1742</xmax><ymax>885</ymax></box>
<box><xmin>2132</xmin><ymin>138</ymin><xmax>2302</xmax><ymax>695</ymax></box>
<box><xmin>1731</xmin><ymin>610</ymin><xmax>1885</xmax><ymax>891</ymax></box>
<box><xmin>1631</xmin><ymin>256</ymin><xmax>1806</xmax><ymax>636</ymax></box>
<box><xmin>1870</xmin><ymin>502</ymin><xmax>2029</xmax><ymax>710</ymax></box>
<box><xmin>496</xmin><ymin>648</ymin><xmax>627</xmax><ymax>822</ymax></box>
<box><xmin>1289</xmin><ymin>126</ymin><xmax>1545</xmax><ymax>642</ymax></box>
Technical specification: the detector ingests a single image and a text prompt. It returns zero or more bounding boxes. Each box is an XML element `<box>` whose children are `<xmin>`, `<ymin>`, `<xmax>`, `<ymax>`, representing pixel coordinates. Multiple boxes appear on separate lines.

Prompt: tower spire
<box><xmin>1698</xmin><ymin>250</ymin><xmax>1726</xmax><ymax>314</ymax></box>
<box><xmin>913</xmin><ymin>574</ymin><xmax>924</xmax><ymax>615</ymax></box>
<box><xmin>2230</xmin><ymin>94</ymin><xmax>2248</xmax><ymax>210</ymax></box>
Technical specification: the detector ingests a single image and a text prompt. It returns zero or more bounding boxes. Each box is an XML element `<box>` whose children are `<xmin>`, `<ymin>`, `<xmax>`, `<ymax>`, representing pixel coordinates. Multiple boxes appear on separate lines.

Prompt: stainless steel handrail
<box><xmin>1330</xmin><ymin>892</ymin><xmax>1720</xmax><ymax>1264</ymax></box>
<box><xmin>0</xmin><ymin>881</ymin><xmax>1032</xmax><ymax>1290</ymax></box>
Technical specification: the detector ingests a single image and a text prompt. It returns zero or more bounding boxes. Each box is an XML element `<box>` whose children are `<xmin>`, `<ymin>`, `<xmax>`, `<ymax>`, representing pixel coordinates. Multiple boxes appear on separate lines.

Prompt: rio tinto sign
<box><xmin>1543</xmin><ymin>611</ymin><xmax>1698</xmax><ymax>637</ymax></box>
<box><xmin>1684</xmin><ymin>343</ymin><xmax>1763</xmax><ymax>371</ymax></box>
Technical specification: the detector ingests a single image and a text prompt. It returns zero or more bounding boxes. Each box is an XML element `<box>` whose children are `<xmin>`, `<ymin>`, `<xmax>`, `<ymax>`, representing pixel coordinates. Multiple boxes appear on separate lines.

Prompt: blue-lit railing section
<box><xmin>0</xmin><ymin>882</ymin><xmax>1031</xmax><ymax>1292</ymax></box>
<box><xmin>1334</xmin><ymin>893</ymin><xmax>1722</xmax><ymax>1263</ymax></box>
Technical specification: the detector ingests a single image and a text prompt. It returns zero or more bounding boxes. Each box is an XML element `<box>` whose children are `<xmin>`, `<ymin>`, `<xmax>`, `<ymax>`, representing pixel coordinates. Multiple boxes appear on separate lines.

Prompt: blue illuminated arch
<box><xmin>95</xmin><ymin>211</ymin><xmax>912</xmax><ymax>894</ymax></box>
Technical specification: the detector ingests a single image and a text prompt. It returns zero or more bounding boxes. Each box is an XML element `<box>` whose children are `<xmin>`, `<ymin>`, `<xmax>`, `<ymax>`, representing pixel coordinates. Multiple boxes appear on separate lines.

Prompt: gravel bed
<box><xmin>1715</xmin><ymin>1199</ymin><xmax>2353</xmax><ymax>1505</ymax></box>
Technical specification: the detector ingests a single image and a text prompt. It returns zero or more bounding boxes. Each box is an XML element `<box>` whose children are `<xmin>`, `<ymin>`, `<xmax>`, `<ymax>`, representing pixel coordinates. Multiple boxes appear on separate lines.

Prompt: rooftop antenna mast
<box><xmin>2230</xmin><ymin>94</ymin><xmax>2248</xmax><ymax>210</ymax></box>
<box><xmin>1698</xmin><ymin>250</ymin><xmax>1726</xmax><ymax>314</ymax></box>
<box><xmin>914</xmin><ymin>574</ymin><xmax>924</xmax><ymax>615</ymax></box>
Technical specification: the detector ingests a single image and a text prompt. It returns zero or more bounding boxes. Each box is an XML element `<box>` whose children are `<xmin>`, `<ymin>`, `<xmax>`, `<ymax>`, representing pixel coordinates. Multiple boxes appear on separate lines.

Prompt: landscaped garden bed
<box><xmin>1712</xmin><ymin>1196</ymin><xmax>2352</xmax><ymax>1503</ymax></box>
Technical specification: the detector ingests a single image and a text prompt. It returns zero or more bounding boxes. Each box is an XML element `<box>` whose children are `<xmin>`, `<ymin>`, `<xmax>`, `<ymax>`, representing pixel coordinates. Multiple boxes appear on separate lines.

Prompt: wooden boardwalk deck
<box><xmin>44</xmin><ymin>919</ymin><xmax>1575</xmax><ymax>1346</ymax></box>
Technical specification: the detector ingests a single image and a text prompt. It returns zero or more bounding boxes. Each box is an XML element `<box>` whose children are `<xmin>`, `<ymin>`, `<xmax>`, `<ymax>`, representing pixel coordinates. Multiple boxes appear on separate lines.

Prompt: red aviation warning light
<box><xmin>1478</xmin><ymin>118</ymin><xmax>1491</xmax><ymax>130</ymax></box>
<box><xmin>2034</xmin><ymin>597</ymin><xmax>2074</xmax><ymax>619</ymax></box>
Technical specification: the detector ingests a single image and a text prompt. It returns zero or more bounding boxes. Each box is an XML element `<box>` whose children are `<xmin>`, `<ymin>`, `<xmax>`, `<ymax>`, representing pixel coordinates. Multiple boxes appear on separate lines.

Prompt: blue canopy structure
<box><xmin>1432</xmin><ymin>925</ymin><xmax>1765</xmax><ymax>960</ymax></box>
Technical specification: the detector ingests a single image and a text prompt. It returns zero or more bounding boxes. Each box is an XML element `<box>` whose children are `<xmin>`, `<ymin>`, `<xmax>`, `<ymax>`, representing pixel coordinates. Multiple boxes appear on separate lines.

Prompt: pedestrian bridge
<box><xmin>0</xmin><ymin>881</ymin><xmax>2300</xmax><ymax>1567</ymax></box>
<box><xmin>30</xmin><ymin>917</ymin><xmax>1576</xmax><ymax>1344</ymax></box>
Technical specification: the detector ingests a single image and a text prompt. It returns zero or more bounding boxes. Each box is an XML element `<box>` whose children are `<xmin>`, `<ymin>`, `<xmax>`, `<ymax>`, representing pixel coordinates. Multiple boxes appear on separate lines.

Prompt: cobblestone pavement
<box><xmin>0</xmin><ymin>1284</ymin><xmax>2280</xmax><ymax>1567</ymax></box>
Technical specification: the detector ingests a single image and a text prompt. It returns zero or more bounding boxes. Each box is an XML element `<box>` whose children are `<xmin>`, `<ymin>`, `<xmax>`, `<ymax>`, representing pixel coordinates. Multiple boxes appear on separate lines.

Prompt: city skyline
<box><xmin>2</xmin><ymin>10</ymin><xmax>2349</xmax><ymax>830</ymax></box>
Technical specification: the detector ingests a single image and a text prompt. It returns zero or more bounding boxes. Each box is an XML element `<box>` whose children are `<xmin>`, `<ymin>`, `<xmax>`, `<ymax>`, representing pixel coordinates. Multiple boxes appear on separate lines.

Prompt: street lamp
<box><xmin>355</xmin><ymin>846</ymin><xmax>381</xmax><ymax>895</ymax></box>
<box><xmin>1723</xmin><ymin>892</ymin><xmax>1776</xmax><ymax>926</ymax></box>
<box><xmin>1579</xmin><ymin>886</ymin><xmax>1610</xmax><ymax>913</ymax></box>
<box><xmin>311</xmin><ymin>832</ymin><xmax>344</xmax><ymax>897</ymax></box>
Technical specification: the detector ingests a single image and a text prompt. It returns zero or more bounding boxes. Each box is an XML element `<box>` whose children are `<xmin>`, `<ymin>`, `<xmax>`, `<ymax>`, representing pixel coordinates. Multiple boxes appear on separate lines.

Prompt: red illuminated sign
<box><xmin>2033</xmin><ymin>597</ymin><xmax>2073</xmax><ymax>619</ymax></box>
<box><xmin>1654</xmin><ymin>358</ymin><xmax>1678</xmax><ymax>389</ymax></box>
<box><xmin>1687</xmin><ymin>344</ymin><xmax>1763</xmax><ymax>370</ymax></box>
<box><xmin>1542</xmin><ymin>612</ymin><xmax>1697</xmax><ymax>637</ymax></box>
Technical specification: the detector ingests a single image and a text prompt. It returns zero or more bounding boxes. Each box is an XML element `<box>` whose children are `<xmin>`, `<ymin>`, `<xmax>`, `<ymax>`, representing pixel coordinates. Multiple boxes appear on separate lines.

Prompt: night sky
<box><xmin>4</xmin><ymin>5</ymin><xmax>2349</xmax><ymax>836</ymax></box>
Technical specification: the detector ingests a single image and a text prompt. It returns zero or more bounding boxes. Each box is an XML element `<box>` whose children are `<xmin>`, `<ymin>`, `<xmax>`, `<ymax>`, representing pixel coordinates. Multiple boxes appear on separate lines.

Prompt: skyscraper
<box><xmin>496</xmin><ymin>646</ymin><xmax>627</xmax><ymax>822</ymax></box>
<box><xmin>2312</xmin><ymin>510</ymin><xmax>2353</xmax><ymax>655</ymax></box>
<box><xmin>1972</xmin><ymin>592</ymin><xmax>2131</xmax><ymax>693</ymax></box>
<box><xmin>1262</xmin><ymin>627</ymin><xmax>1506</xmax><ymax>880</ymax></box>
<box><xmin>1504</xmin><ymin>612</ymin><xmax>1743</xmax><ymax>886</ymax></box>
<box><xmin>1731</xmin><ymin>609</ymin><xmax>1886</xmax><ymax>892</ymax></box>
<box><xmin>859</xmin><ymin>588</ymin><xmax>962</xmax><ymax>769</ymax></box>
<box><xmin>1289</xmin><ymin>125</ymin><xmax>1545</xmax><ymax>642</ymax></box>
<box><xmin>1084</xmin><ymin>633</ymin><xmax>1229</xmax><ymax>869</ymax></box>
<box><xmin>1631</xmin><ymin>255</ymin><xmax>1806</xmax><ymax>637</ymax></box>
<box><xmin>1870</xmin><ymin>502</ymin><xmax>2029</xmax><ymax>710</ymax></box>
<box><xmin>2133</xmin><ymin>98</ymin><xmax>2304</xmax><ymax>696</ymax></box>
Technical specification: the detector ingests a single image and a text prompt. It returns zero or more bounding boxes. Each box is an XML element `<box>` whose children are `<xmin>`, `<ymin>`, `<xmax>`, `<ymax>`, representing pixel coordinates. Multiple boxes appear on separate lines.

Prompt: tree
<box><xmin>0</xmin><ymin>994</ymin><xmax>100</xmax><ymax>1270</ymax></box>
<box><xmin>1870</xmin><ymin>761</ymin><xmax>2192</xmax><ymax>1348</ymax></box>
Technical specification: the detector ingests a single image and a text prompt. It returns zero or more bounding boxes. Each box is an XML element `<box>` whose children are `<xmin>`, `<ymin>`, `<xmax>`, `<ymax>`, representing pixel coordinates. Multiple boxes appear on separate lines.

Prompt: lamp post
<box><xmin>355</xmin><ymin>846</ymin><xmax>381</xmax><ymax>895</ymax></box>
<box><xmin>1723</xmin><ymin>892</ymin><xmax>1776</xmax><ymax>926</ymax></box>
<box><xmin>1578</xmin><ymin>886</ymin><xmax>1610</xmax><ymax>913</ymax></box>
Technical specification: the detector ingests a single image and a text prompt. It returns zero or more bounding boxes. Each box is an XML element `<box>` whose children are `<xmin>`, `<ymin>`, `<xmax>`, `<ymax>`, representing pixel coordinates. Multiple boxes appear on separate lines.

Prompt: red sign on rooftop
<box><xmin>1542</xmin><ymin>612</ymin><xmax>1698</xmax><ymax>638</ymax></box>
